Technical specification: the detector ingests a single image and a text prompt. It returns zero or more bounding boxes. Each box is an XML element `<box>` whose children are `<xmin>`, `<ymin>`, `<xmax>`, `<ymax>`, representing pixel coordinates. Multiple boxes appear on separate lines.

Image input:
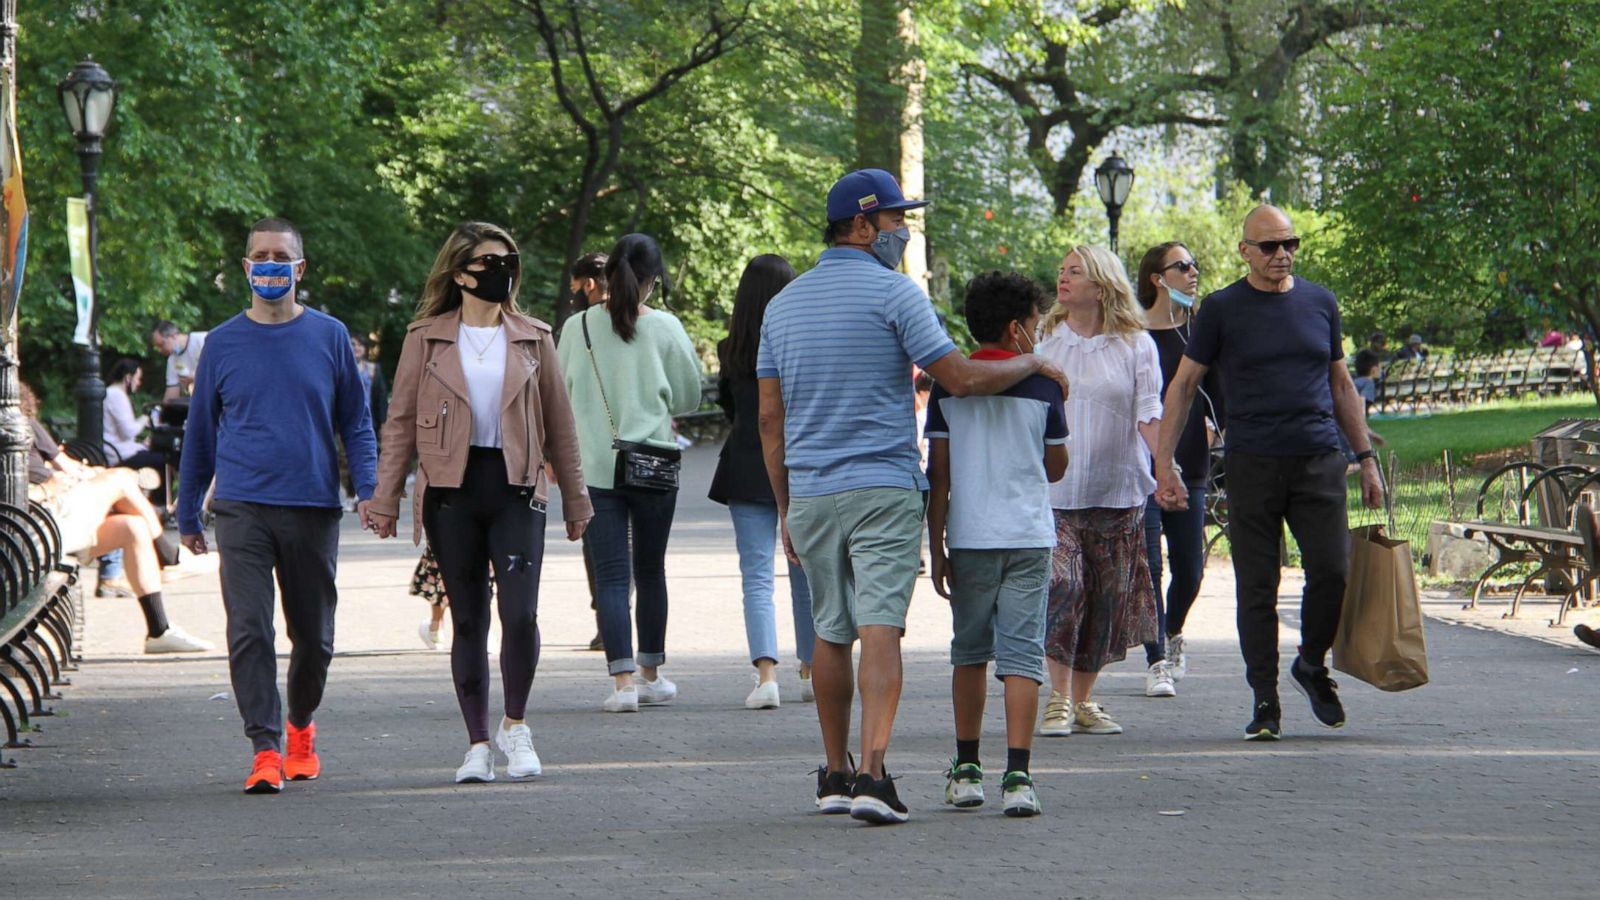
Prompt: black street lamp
<box><xmin>1094</xmin><ymin>152</ymin><xmax>1135</xmax><ymax>254</ymax></box>
<box><xmin>57</xmin><ymin>56</ymin><xmax>117</xmax><ymax>451</ymax></box>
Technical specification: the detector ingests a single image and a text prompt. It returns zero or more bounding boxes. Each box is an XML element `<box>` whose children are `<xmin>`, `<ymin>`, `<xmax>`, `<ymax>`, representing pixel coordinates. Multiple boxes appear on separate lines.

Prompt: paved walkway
<box><xmin>3</xmin><ymin>446</ymin><xmax>1596</xmax><ymax>898</ymax></box>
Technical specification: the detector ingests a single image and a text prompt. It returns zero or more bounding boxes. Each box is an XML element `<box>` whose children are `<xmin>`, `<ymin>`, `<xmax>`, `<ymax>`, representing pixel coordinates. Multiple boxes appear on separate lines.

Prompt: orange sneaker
<box><xmin>285</xmin><ymin>721</ymin><xmax>320</xmax><ymax>781</ymax></box>
<box><xmin>245</xmin><ymin>749</ymin><xmax>284</xmax><ymax>794</ymax></box>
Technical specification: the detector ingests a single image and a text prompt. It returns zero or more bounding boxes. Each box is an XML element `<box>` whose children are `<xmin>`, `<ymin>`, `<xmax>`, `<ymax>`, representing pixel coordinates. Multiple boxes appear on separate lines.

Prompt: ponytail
<box><xmin>606</xmin><ymin>257</ymin><xmax>644</xmax><ymax>343</ymax></box>
<box><xmin>602</xmin><ymin>233</ymin><xmax>668</xmax><ymax>343</ymax></box>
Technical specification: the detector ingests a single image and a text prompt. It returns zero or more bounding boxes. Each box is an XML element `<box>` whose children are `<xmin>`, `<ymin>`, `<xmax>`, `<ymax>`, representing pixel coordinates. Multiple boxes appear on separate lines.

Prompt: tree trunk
<box><xmin>853</xmin><ymin>0</ymin><xmax>904</xmax><ymax>174</ymax></box>
<box><xmin>896</xmin><ymin>4</ymin><xmax>928</xmax><ymax>294</ymax></box>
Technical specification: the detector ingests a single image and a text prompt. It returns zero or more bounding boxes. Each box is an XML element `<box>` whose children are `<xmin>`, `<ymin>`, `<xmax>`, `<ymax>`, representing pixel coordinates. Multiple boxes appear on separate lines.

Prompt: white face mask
<box><xmin>1013</xmin><ymin>321</ymin><xmax>1036</xmax><ymax>355</ymax></box>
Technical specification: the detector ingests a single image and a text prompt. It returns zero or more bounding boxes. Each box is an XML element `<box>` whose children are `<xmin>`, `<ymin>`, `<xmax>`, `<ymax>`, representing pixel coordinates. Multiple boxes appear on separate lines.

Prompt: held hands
<box><xmin>366</xmin><ymin>509</ymin><xmax>399</xmax><ymax>539</ymax></box>
<box><xmin>1359</xmin><ymin>458</ymin><xmax>1383</xmax><ymax>509</ymax></box>
<box><xmin>1154</xmin><ymin>466</ymin><xmax>1188</xmax><ymax>511</ymax></box>
<box><xmin>180</xmin><ymin>533</ymin><xmax>208</xmax><ymax>555</ymax></box>
<box><xmin>566</xmin><ymin>517</ymin><xmax>590</xmax><ymax>542</ymax></box>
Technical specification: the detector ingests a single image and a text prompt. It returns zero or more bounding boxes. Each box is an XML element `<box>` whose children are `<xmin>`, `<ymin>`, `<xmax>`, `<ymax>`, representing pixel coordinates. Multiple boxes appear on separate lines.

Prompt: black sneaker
<box><xmin>814</xmin><ymin>764</ymin><xmax>852</xmax><ymax>814</ymax></box>
<box><xmin>849</xmin><ymin>770</ymin><xmax>909</xmax><ymax>825</ymax></box>
<box><xmin>1245</xmin><ymin>699</ymin><xmax>1282</xmax><ymax>741</ymax></box>
<box><xmin>1290</xmin><ymin>654</ymin><xmax>1346</xmax><ymax>728</ymax></box>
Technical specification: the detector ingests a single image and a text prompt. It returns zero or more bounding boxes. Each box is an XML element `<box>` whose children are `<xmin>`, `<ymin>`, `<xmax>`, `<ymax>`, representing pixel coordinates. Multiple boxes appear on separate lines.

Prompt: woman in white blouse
<box><xmin>1035</xmin><ymin>245</ymin><xmax>1161</xmax><ymax>737</ymax></box>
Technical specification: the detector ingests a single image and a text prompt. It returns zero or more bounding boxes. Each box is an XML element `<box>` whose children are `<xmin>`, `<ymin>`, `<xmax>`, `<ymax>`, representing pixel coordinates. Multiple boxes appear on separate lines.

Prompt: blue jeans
<box><xmin>100</xmin><ymin>549</ymin><xmax>125</xmax><ymax>579</ymax></box>
<box><xmin>1142</xmin><ymin>487</ymin><xmax>1208</xmax><ymax>665</ymax></box>
<box><xmin>588</xmin><ymin>486</ymin><xmax>677</xmax><ymax>676</ymax></box>
<box><xmin>728</xmin><ymin>500</ymin><xmax>815</xmax><ymax>667</ymax></box>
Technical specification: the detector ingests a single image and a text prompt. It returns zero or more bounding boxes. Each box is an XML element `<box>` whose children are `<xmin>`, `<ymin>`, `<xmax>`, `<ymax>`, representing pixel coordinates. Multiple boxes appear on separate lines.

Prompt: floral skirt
<box><xmin>1045</xmin><ymin>506</ymin><xmax>1158</xmax><ymax>673</ymax></box>
<box><xmin>409</xmin><ymin>546</ymin><xmax>448</xmax><ymax>608</ymax></box>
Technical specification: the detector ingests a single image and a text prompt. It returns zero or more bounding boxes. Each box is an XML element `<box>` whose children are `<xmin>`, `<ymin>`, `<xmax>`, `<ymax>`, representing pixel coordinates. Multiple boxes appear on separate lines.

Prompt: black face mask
<box><xmin>461</xmin><ymin>253</ymin><xmax>519</xmax><ymax>304</ymax></box>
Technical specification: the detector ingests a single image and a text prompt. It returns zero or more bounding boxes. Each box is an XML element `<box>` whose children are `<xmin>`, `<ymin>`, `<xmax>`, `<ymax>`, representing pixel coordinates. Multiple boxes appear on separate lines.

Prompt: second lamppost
<box><xmin>57</xmin><ymin>55</ymin><xmax>117</xmax><ymax>450</ymax></box>
<box><xmin>1094</xmin><ymin>152</ymin><xmax>1135</xmax><ymax>254</ymax></box>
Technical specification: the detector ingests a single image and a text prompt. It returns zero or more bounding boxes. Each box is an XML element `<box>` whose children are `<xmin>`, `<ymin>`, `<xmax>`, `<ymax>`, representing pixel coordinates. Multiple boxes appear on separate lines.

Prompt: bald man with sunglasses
<box><xmin>1154</xmin><ymin>205</ymin><xmax>1381</xmax><ymax>742</ymax></box>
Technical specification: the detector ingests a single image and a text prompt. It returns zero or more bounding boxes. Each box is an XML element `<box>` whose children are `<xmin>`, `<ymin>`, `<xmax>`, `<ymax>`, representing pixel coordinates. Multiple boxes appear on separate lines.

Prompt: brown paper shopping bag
<box><xmin>1332</xmin><ymin>524</ymin><xmax>1430</xmax><ymax>691</ymax></box>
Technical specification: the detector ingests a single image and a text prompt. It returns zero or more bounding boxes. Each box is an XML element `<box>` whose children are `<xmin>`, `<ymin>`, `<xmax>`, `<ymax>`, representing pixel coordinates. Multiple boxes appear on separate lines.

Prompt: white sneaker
<box><xmin>1167</xmin><ymin>633</ymin><xmax>1188</xmax><ymax>680</ymax></box>
<box><xmin>636</xmin><ymin>674</ymin><xmax>677</xmax><ymax>705</ymax></box>
<box><xmin>799</xmin><ymin>673</ymin><xmax>815</xmax><ymax>703</ymax></box>
<box><xmin>602</xmin><ymin>685</ymin><xmax>639</xmax><ymax>713</ymax></box>
<box><xmin>144</xmin><ymin>625</ymin><xmax>214</xmax><ymax>654</ymax></box>
<box><xmin>418</xmin><ymin>621</ymin><xmax>441</xmax><ymax>651</ymax></box>
<box><xmin>494</xmin><ymin>721</ymin><xmax>542</xmax><ymax>778</ymax></box>
<box><xmin>745</xmin><ymin>678</ymin><xmax>780</xmax><ymax>710</ymax></box>
<box><xmin>1145</xmin><ymin>660</ymin><xmax>1177</xmax><ymax>698</ymax></box>
<box><xmin>454</xmin><ymin>743</ymin><xmax>495</xmax><ymax>783</ymax></box>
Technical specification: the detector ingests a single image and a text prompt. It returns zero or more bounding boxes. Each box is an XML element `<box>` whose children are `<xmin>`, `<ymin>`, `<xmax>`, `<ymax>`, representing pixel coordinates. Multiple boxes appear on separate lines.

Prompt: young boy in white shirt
<box><xmin>926</xmin><ymin>271</ymin><xmax>1068</xmax><ymax>817</ymax></box>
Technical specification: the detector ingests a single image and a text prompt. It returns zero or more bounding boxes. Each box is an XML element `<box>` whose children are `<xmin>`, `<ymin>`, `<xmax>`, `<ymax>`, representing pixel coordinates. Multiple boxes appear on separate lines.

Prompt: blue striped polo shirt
<box><xmin>757</xmin><ymin>247</ymin><xmax>956</xmax><ymax>497</ymax></box>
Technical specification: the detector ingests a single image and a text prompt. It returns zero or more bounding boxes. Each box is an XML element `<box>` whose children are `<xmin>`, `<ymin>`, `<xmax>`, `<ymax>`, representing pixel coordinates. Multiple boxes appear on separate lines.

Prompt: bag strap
<box><xmin>581</xmin><ymin>310</ymin><xmax>621</xmax><ymax>442</ymax></box>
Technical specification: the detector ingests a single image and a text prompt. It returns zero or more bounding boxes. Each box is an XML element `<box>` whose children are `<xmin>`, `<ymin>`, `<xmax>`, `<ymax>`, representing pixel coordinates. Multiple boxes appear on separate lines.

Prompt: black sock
<box><xmin>1006</xmin><ymin>747</ymin><xmax>1030</xmax><ymax>775</ymax></box>
<box><xmin>955</xmin><ymin>738</ymin><xmax>980</xmax><ymax>767</ymax></box>
<box><xmin>138</xmin><ymin>592</ymin><xmax>169</xmax><ymax>638</ymax></box>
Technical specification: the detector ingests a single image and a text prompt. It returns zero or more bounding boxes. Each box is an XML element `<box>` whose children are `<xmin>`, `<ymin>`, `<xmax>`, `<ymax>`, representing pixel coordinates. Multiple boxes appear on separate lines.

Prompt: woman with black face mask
<box><xmin>370</xmin><ymin>221</ymin><xmax>593</xmax><ymax>784</ymax></box>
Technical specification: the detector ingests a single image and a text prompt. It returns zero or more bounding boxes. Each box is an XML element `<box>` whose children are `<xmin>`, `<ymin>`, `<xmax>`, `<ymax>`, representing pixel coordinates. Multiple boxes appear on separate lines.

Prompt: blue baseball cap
<box><xmin>825</xmin><ymin>168</ymin><xmax>929</xmax><ymax>223</ymax></box>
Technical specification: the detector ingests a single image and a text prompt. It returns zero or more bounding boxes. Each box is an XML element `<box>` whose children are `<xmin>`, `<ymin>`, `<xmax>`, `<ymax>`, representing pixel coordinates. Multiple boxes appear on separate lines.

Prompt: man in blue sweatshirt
<box><xmin>177</xmin><ymin>217</ymin><xmax>378</xmax><ymax>794</ymax></box>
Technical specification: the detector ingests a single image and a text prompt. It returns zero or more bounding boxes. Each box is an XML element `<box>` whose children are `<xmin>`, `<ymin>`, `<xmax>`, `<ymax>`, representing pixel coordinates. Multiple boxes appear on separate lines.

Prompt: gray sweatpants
<box><xmin>213</xmin><ymin>499</ymin><xmax>341</xmax><ymax>753</ymax></box>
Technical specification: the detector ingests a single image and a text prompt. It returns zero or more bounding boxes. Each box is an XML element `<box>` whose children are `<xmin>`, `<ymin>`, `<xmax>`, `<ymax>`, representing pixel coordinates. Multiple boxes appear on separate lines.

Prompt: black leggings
<box><xmin>423</xmin><ymin>448</ymin><xmax>547</xmax><ymax>744</ymax></box>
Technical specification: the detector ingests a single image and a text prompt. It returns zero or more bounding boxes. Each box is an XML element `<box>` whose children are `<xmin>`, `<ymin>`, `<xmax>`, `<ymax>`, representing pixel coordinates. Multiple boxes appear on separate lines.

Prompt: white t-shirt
<box><xmin>459</xmin><ymin>324</ymin><xmax>507</xmax><ymax>448</ymax></box>
<box><xmin>166</xmin><ymin>331</ymin><xmax>208</xmax><ymax>388</ymax></box>
<box><xmin>1038</xmin><ymin>324</ymin><xmax>1163</xmax><ymax>510</ymax></box>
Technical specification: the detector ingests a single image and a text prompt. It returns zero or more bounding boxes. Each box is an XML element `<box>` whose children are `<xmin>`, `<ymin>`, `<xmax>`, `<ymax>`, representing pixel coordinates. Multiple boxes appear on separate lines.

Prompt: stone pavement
<box><xmin>2</xmin><ymin>446</ymin><xmax>1596</xmax><ymax>898</ymax></box>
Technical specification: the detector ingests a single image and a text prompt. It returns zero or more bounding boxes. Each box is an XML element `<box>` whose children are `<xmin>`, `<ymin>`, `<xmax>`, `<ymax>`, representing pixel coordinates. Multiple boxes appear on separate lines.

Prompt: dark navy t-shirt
<box><xmin>1184</xmin><ymin>276</ymin><xmax>1343</xmax><ymax>456</ymax></box>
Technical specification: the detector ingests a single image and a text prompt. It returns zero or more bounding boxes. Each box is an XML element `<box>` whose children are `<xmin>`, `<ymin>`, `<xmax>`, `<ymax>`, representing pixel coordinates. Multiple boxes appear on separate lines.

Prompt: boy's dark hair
<box><xmin>962</xmin><ymin>271</ymin><xmax>1047</xmax><ymax>343</ymax></box>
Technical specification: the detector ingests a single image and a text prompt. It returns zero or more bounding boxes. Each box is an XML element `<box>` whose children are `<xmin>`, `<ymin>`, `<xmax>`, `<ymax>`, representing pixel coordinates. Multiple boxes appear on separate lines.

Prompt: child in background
<box><xmin>926</xmin><ymin>271</ymin><xmax>1068</xmax><ymax>817</ymax></box>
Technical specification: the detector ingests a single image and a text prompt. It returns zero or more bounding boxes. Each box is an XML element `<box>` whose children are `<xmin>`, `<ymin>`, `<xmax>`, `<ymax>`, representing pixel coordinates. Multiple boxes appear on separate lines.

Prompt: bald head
<box><xmin>1242</xmin><ymin>205</ymin><xmax>1292</xmax><ymax>240</ymax></box>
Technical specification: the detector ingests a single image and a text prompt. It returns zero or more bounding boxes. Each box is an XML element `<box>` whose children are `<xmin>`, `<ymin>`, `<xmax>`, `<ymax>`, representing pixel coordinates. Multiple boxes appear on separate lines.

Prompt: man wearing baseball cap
<box><xmin>757</xmin><ymin>168</ymin><xmax>1068</xmax><ymax>824</ymax></box>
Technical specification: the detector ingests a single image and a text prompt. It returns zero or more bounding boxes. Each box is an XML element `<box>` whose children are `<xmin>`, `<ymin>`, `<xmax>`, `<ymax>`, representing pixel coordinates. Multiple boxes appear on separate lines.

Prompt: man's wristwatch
<box><xmin>1354</xmin><ymin>449</ymin><xmax>1377</xmax><ymax>463</ymax></box>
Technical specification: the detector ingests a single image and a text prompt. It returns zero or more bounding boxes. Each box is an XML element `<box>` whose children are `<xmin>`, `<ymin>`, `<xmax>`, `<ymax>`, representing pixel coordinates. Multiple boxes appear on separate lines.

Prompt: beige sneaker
<box><xmin>1073</xmin><ymin>700</ymin><xmax>1123</xmax><ymax>734</ymax></box>
<box><xmin>1038</xmin><ymin>691</ymin><xmax>1073</xmax><ymax>736</ymax></box>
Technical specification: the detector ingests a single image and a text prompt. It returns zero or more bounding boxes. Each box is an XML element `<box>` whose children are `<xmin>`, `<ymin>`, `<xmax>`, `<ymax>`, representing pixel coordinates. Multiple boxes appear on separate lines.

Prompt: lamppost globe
<box><xmin>1094</xmin><ymin>152</ymin><xmax>1135</xmax><ymax>253</ymax></box>
<box><xmin>57</xmin><ymin>55</ymin><xmax>118</xmax><ymax>452</ymax></box>
<box><xmin>57</xmin><ymin>55</ymin><xmax>117</xmax><ymax>140</ymax></box>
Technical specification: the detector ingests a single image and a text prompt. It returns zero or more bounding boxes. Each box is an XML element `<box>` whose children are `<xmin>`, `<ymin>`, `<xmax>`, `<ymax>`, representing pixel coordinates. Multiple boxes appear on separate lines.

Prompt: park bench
<box><xmin>674</xmin><ymin>376</ymin><xmax>730</xmax><ymax>446</ymax></box>
<box><xmin>0</xmin><ymin>501</ymin><xmax>81</xmax><ymax>768</ymax></box>
<box><xmin>1454</xmin><ymin>461</ymin><xmax>1600</xmax><ymax>626</ymax></box>
<box><xmin>1377</xmin><ymin>348</ymin><xmax>1589</xmax><ymax>415</ymax></box>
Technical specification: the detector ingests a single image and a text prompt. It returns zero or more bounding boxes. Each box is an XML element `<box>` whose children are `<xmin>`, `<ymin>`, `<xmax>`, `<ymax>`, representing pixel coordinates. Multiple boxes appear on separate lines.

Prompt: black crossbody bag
<box><xmin>581</xmin><ymin>310</ymin><xmax>682</xmax><ymax>493</ymax></box>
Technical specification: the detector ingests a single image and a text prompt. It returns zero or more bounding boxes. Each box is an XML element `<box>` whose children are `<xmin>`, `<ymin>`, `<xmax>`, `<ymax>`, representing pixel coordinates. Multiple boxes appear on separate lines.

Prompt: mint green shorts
<box><xmin>787</xmin><ymin>488</ymin><xmax>925</xmax><ymax>644</ymax></box>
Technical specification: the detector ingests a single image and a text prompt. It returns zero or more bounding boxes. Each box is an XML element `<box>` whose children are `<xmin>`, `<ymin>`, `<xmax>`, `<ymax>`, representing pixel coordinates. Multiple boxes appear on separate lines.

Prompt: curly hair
<box><xmin>963</xmin><ymin>271</ymin><xmax>1048</xmax><ymax>343</ymax></box>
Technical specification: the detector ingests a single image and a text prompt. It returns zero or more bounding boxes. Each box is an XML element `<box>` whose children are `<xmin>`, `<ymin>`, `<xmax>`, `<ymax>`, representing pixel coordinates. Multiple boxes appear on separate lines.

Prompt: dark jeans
<box><xmin>423</xmin><ymin>448</ymin><xmax>547</xmax><ymax>744</ymax></box>
<box><xmin>1223</xmin><ymin>451</ymin><xmax>1349</xmax><ymax>695</ymax></box>
<box><xmin>1142</xmin><ymin>486</ymin><xmax>1209</xmax><ymax>665</ymax></box>
<box><xmin>588</xmin><ymin>485</ymin><xmax>677</xmax><ymax>675</ymax></box>
<box><xmin>213</xmin><ymin>500</ymin><xmax>341</xmax><ymax>753</ymax></box>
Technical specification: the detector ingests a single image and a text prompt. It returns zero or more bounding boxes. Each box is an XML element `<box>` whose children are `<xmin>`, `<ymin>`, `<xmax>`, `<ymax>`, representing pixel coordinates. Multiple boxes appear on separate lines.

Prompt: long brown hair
<box><xmin>1135</xmin><ymin>241</ymin><xmax>1190</xmax><ymax>310</ymax></box>
<box><xmin>415</xmin><ymin>222</ymin><xmax>525</xmax><ymax>320</ymax></box>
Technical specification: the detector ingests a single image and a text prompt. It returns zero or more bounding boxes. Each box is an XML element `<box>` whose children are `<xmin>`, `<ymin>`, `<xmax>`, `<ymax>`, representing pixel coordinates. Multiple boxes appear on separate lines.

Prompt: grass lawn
<box><xmin>1370</xmin><ymin>394</ymin><xmax>1600</xmax><ymax>468</ymax></box>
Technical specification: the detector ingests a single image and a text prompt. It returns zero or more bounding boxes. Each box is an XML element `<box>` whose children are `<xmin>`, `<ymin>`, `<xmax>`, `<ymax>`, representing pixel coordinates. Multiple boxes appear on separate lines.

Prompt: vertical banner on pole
<box><xmin>0</xmin><ymin>44</ymin><xmax>26</xmax><ymax>334</ymax></box>
<box><xmin>67</xmin><ymin>197</ymin><xmax>92</xmax><ymax>345</ymax></box>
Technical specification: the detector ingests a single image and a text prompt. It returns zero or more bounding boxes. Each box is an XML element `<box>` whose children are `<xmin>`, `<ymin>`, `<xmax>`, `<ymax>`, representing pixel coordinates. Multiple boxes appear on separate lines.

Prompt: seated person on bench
<box><xmin>23</xmin><ymin>386</ymin><xmax>212</xmax><ymax>655</ymax></box>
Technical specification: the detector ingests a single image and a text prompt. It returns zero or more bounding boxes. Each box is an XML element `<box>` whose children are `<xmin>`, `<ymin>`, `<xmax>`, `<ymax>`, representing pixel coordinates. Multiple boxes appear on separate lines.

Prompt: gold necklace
<box><xmin>460</xmin><ymin>323</ymin><xmax>503</xmax><ymax>363</ymax></box>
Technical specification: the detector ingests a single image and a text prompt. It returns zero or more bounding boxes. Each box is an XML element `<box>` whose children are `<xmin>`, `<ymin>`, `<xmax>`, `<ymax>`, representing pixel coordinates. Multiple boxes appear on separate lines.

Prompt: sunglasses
<box><xmin>1161</xmin><ymin>259</ymin><xmax>1201</xmax><ymax>275</ymax></box>
<box><xmin>464</xmin><ymin>252</ymin><xmax>520</xmax><ymax>274</ymax></box>
<box><xmin>1243</xmin><ymin>237</ymin><xmax>1301</xmax><ymax>256</ymax></box>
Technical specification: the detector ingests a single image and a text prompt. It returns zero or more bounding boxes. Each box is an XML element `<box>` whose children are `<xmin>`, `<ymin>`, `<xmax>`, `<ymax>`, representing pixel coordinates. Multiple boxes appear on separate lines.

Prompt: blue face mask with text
<box><xmin>248</xmin><ymin>259</ymin><xmax>301</xmax><ymax>303</ymax></box>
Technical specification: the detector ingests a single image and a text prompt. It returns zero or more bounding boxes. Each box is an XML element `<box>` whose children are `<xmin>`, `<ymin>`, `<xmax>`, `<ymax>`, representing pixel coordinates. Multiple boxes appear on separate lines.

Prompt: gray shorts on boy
<box><xmin>948</xmin><ymin>547</ymin><xmax>1051</xmax><ymax>683</ymax></box>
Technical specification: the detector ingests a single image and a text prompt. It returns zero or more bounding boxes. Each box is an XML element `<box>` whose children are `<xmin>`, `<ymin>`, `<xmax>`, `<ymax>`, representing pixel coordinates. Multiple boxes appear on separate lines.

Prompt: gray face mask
<box><xmin>871</xmin><ymin>225</ymin><xmax>912</xmax><ymax>270</ymax></box>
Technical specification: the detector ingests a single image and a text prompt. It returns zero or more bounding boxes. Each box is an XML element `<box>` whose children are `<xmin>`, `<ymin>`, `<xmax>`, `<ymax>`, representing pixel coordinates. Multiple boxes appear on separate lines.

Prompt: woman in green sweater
<box><xmin>558</xmin><ymin>233</ymin><xmax>703</xmax><ymax>713</ymax></box>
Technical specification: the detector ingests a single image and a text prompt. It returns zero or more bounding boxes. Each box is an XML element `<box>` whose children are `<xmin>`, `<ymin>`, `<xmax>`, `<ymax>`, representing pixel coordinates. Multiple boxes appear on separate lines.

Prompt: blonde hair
<box><xmin>415</xmin><ymin>222</ymin><xmax>526</xmax><ymax>321</ymax></box>
<box><xmin>1043</xmin><ymin>244</ymin><xmax>1146</xmax><ymax>339</ymax></box>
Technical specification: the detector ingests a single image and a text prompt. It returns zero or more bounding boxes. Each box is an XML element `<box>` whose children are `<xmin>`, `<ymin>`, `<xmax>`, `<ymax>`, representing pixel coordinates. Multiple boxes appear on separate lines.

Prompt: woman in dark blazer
<box><xmin>709</xmin><ymin>254</ymin><xmax>814</xmax><ymax>710</ymax></box>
